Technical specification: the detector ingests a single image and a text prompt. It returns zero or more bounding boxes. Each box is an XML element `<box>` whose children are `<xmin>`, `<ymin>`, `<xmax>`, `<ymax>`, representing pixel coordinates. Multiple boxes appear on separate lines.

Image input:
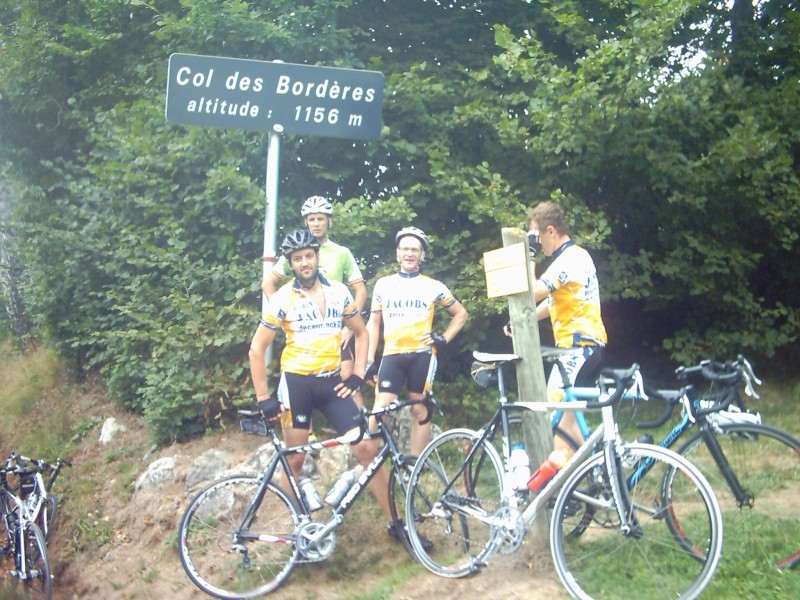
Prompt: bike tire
<box><xmin>38</xmin><ymin>495</ymin><xmax>57</xmax><ymax>541</ymax></box>
<box><xmin>20</xmin><ymin>521</ymin><xmax>51</xmax><ymax>600</ymax></box>
<box><xmin>1</xmin><ymin>498</ymin><xmax>13</xmax><ymax>556</ymax></box>
<box><xmin>405</xmin><ymin>428</ymin><xmax>505</xmax><ymax>578</ymax></box>
<box><xmin>388</xmin><ymin>454</ymin><xmax>418</xmax><ymax>555</ymax></box>
<box><xmin>669</xmin><ymin>422</ymin><xmax>800</xmax><ymax>570</ymax></box>
<box><xmin>551</xmin><ymin>443</ymin><xmax>723</xmax><ymax>600</ymax></box>
<box><xmin>178</xmin><ymin>475</ymin><xmax>301</xmax><ymax>599</ymax></box>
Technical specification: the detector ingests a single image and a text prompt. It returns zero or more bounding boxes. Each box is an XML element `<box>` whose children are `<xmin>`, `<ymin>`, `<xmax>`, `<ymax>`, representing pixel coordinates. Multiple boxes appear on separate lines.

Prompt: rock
<box><xmin>134</xmin><ymin>456</ymin><xmax>179</xmax><ymax>493</ymax></box>
<box><xmin>185</xmin><ymin>449</ymin><xmax>232</xmax><ymax>491</ymax></box>
<box><xmin>98</xmin><ymin>417</ymin><xmax>126</xmax><ymax>445</ymax></box>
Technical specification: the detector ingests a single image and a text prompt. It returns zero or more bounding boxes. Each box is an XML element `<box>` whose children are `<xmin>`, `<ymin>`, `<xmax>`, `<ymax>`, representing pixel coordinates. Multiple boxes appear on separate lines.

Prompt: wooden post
<box><xmin>501</xmin><ymin>227</ymin><xmax>553</xmax><ymax>541</ymax></box>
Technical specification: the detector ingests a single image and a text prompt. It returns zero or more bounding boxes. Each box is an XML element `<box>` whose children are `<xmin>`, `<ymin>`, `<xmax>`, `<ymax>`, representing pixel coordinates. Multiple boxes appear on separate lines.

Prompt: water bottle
<box><xmin>527</xmin><ymin>449</ymin><xmax>569</xmax><ymax>493</ymax></box>
<box><xmin>324</xmin><ymin>469</ymin><xmax>356</xmax><ymax>506</ymax></box>
<box><xmin>299</xmin><ymin>476</ymin><xmax>323</xmax><ymax>512</ymax></box>
<box><xmin>509</xmin><ymin>443</ymin><xmax>531</xmax><ymax>491</ymax></box>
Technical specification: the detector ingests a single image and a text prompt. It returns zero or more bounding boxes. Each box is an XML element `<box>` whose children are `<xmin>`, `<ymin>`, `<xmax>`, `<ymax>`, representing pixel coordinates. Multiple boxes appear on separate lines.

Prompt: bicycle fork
<box><xmin>602</xmin><ymin>415</ymin><xmax>643</xmax><ymax>539</ymax></box>
<box><xmin>699</xmin><ymin>423</ymin><xmax>753</xmax><ymax>508</ymax></box>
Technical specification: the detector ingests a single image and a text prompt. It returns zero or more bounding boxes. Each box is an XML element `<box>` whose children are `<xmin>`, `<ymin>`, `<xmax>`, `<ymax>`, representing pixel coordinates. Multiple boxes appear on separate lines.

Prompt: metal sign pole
<box><xmin>263</xmin><ymin>126</ymin><xmax>283</xmax><ymax>364</ymax></box>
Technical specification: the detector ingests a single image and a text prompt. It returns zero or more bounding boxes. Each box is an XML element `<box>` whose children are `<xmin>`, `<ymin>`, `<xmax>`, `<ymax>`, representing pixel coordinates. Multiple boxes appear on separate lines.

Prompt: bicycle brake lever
<box><xmin>741</xmin><ymin>358</ymin><xmax>761</xmax><ymax>398</ymax></box>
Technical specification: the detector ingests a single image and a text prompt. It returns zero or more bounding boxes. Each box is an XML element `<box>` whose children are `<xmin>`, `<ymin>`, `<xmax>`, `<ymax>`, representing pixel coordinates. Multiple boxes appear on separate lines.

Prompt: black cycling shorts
<box><xmin>277</xmin><ymin>372</ymin><xmax>362</xmax><ymax>434</ymax></box>
<box><xmin>376</xmin><ymin>352</ymin><xmax>437</xmax><ymax>396</ymax></box>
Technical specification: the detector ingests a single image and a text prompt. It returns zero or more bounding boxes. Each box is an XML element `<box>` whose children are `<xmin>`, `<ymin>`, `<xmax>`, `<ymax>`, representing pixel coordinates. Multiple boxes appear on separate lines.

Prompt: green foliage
<box><xmin>1</xmin><ymin>0</ymin><xmax>798</xmax><ymax>442</ymax></box>
<box><xmin>434</xmin><ymin>374</ymin><xmax>506</xmax><ymax>431</ymax></box>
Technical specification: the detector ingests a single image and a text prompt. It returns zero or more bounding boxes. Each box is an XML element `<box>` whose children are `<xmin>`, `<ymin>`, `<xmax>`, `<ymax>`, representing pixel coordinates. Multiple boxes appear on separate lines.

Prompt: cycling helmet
<box><xmin>395</xmin><ymin>226</ymin><xmax>429</xmax><ymax>251</ymax></box>
<box><xmin>300</xmin><ymin>195</ymin><xmax>333</xmax><ymax>216</ymax></box>
<box><xmin>281</xmin><ymin>229</ymin><xmax>320</xmax><ymax>258</ymax></box>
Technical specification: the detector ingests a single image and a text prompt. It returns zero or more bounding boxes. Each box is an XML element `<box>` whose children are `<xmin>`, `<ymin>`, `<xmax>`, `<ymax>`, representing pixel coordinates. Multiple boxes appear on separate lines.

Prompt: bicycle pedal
<box><xmin>470</xmin><ymin>560</ymin><xmax>489</xmax><ymax>573</ymax></box>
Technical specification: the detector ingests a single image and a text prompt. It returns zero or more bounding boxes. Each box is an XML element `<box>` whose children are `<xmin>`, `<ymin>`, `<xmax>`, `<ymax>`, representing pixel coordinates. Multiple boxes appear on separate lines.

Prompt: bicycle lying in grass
<box><xmin>550</xmin><ymin>350</ymin><xmax>800</xmax><ymax>571</ymax></box>
<box><xmin>178</xmin><ymin>396</ymin><xmax>434</xmax><ymax>599</ymax></box>
<box><xmin>0</xmin><ymin>453</ymin><xmax>68</xmax><ymax>600</ymax></box>
<box><xmin>5</xmin><ymin>453</ymin><xmax>70</xmax><ymax>543</ymax></box>
<box><xmin>405</xmin><ymin>352</ymin><xmax>723</xmax><ymax>600</ymax></box>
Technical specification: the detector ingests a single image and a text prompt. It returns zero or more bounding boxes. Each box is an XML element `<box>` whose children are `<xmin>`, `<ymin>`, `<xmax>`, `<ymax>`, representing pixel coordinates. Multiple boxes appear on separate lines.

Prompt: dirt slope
<box><xmin>39</xmin><ymin>402</ymin><xmax>567</xmax><ymax>600</ymax></box>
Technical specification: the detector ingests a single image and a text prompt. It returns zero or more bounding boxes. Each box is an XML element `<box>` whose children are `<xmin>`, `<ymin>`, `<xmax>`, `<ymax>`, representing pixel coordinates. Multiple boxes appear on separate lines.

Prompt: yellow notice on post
<box><xmin>483</xmin><ymin>242</ymin><xmax>529</xmax><ymax>298</ymax></box>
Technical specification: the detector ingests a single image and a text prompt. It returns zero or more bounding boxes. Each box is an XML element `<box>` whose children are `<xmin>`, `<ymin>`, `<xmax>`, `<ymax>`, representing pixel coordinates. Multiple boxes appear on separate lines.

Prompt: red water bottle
<box><xmin>527</xmin><ymin>450</ymin><xmax>569</xmax><ymax>492</ymax></box>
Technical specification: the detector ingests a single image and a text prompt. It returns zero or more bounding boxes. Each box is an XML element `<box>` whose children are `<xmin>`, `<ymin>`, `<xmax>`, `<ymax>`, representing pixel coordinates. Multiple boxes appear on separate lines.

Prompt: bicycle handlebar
<box><xmin>636</xmin><ymin>387</ymin><xmax>684</xmax><ymax>429</ymax></box>
<box><xmin>1</xmin><ymin>453</ymin><xmax>70</xmax><ymax>492</ymax></box>
<box><xmin>637</xmin><ymin>356</ymin><xmax>756</xmax><ymax>428</ymax></box>
<box><xmin>239</xmin><ymin>393</ymin><xmax>438</xmax><ymax>444</ymax></box>
<box><xmin>585</xmin><ymin>364</ymin><xmax>640</xmax><ymax>409</ymax></box>
<box><xmin>676</xmin><ymin>357</ymin><xmax>744</xmax><ymax>387</ymax></box>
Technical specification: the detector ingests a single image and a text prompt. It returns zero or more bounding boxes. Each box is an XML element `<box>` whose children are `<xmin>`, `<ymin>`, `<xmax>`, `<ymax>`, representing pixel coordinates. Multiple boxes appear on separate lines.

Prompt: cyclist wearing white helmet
<box><xmin>366</xmin><ymin>227</ymin><xmax>468</xmax><ymax>458</ymax></box>
<box><xmin>262</xmin><ymin>195</ymin><xmax>368</xmax><ymax>405</ymax></box>
<box><xmin>249</xmin><ymin>229</ymin><xmax>395</xmax><ymax>521</ymax></box>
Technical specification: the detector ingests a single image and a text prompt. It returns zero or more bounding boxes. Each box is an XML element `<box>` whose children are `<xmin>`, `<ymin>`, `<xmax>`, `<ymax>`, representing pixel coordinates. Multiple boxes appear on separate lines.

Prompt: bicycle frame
<box><xmin>1</xmin><ymin>484</ymin><xmax>35</xmax><ymax>579</ymax></box>
<box><xmin>624</xmin><ymin>392</ymin><xmax>752</xmax><ymax>505</ymax></box>
<box><xmin>441</xmin><ymin>396</ymin><xmax>638</xmax><ymax>541</ymax></box>
<box><xmin>468</xmin><ymin>353</ymin><xmax>640</xmax><ymax>519</ymax></box>
<box><xmin>551</xmin><ymin>356</ymin><xmax>757</xmax><ymax>504</ymax></box>
<box><xmin>235</xmin><ymin>401</ymin><xmax>419</xmax><ymax>549</ymax></box>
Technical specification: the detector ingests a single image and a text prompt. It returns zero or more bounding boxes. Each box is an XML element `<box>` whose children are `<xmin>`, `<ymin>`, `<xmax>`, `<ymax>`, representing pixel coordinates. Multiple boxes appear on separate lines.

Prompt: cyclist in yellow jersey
<box><xmin>366</xmin><ymin>227</ymin><xmax>468</xmax><ymax>457</ymax></box>
<box><xmin>506</xmin><ymin>202</ymin><xmax>607</xmax><ymax>454</ymax></box>
<box><xmin>262</xmin><ymin>195</ymin><xmax>367</xmax><ymax>409</ymax></box>
<box><xmin>249</xmin><ymin>229</ymin><xmax>394</xmax><ymax>521</ymax></box>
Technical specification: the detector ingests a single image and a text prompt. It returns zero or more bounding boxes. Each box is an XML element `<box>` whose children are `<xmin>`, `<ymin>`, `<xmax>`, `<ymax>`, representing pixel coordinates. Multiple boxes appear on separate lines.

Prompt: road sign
<box><xmin>166</xmin><ymin>53</ymin><xmax>384</xmax><ymax>140</ymax></box>
<box><xmin>483</xmin><ymin>242</ymin><xmax>530</xmax><ymax>298</ymax></box>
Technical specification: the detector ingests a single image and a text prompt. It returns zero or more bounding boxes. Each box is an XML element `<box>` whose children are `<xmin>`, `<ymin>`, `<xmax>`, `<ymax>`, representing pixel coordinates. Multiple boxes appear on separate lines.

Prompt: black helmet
<box><xmin>281</xmin><ymin>229</ymin><xmax>320</xmax><ymax>258</ymax></box>
<box><xmin>395</xmin><ymin>226</ymin><xmax>429</xmax><ymax>251</ymax></box>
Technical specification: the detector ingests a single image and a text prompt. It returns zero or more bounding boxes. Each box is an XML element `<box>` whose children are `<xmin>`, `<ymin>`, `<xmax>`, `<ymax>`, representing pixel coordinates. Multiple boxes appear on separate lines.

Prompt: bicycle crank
<box><xmin>295</xmin><ymin>521</ymin><xmax>336</xmax><ymax>561</ymax></box>
<box><xmin>490</xmin><ymin>506</ymin><xmax>526</xmax><ymax>555</ymax></box>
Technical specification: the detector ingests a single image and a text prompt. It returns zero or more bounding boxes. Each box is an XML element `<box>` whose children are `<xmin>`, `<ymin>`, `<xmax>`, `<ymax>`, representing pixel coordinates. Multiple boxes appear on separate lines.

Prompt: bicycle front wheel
<box><xmin>405</xmin><ymin>428</ymin><xmax>505</xmax><ymax>578</ymax></box>
<box><xmin>20</xmin><ymin>521</ymin><xmax>51</xmax><ymax>599</ymax></box>
<box><xmin>178</xmin><ymin>475</ymin><xmax>301</xmax><ymax>599</ymax></box>
<box><xmin>672</xmin><ymin>423</ymin><xmax>800</xmax><ymax>570</ymax></box>
<box><xmin>388</xmin><ymin>454</ymin><xmax>418</xmax><ymax>555</ymax></box>
<box><xmin>551</xmin><ymin>444</ymin><xmax>722</xmax><ymax>600</ymax></box>
<box><xmin>38</xmin><ymin>495</ymin><xmax>57</xmax><ymax>541</ymax></box>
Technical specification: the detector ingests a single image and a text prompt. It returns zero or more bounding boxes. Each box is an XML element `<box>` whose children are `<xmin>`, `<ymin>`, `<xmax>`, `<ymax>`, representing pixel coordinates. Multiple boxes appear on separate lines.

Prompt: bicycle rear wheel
<box><xmin>551</xmin><ymin>444</ymin><xmax>722</xmax><ymax>600</ymax></box>
<box><xmin>20</xmin><ymin>521</ymin><xmax>51</xmax><ymax>599</ymax></box>
<box><xmin>405</xmin><ymin>428</ymin><xmax>505</xmax><ymax>578</ymax></box>
<box><xmin>671</xmin><ymin>423</ymin><xmax>800</xmax><ymax>570</ymax></box>
<box><xmin>178</xmin><ymin>475</ymin><xmax>300</xmax><ymax>599</ymax></box>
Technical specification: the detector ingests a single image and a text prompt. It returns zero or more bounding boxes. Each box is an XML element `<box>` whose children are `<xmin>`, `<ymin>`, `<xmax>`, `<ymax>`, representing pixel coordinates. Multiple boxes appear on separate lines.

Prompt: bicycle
<box><xmin>405</xmin><ymin>351</ymin><xmax>723</xmax><ymax>600</ymax></box>
<box><xmin>1</xmin><ymin>455</ymin><xmax>52</xmax><ymax>599</ymax></box>
<box><xmin>633</xmin><ymin>357</ymin><xmax>800</xmax><ymax>571</ymax></box>
<box><xmin>549</xmin><ymin>350</ymin><xmax>800</xmax><ymax>571</ymax></box>
<box><xmin>5</xmin><ymin>453</ymin><xmax>70</xmax><ymax>542</ymax></box>
<box><xmin>178</xmin><ymin>396</ymin><xmax>435</xmax><ymax>599</ymax></box>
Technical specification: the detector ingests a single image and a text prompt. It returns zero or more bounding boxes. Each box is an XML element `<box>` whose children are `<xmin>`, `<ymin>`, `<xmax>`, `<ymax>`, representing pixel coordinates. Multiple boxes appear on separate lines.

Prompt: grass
<box><xmin>0</xmin><ymin>342</ymin><xmax>66</xmax><ymax>457</ymax></box>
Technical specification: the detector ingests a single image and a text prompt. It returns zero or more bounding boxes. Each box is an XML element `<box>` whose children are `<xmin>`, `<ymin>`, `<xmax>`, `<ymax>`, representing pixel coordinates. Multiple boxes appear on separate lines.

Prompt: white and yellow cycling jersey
<box><xmin>538</xmin><ymin>244</ymin><xmax>607</xmax><ymax>349</ymax></box>
<box><xmin>370</xmin><ymin>271</ymin><xmax>456</xmax><ymax>356</ymax></box>
<box><xmin>262</xmin><ymin>275</ymin><xmax>358</xmax><ymax>376</ymax></box>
